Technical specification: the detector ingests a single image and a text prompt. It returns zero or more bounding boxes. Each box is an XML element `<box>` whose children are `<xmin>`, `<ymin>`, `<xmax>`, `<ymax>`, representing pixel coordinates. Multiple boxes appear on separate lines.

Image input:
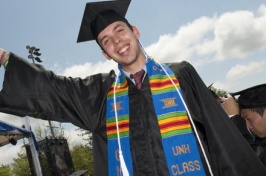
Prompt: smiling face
<box><xmin>97</xmin><ymin>21</ymin><xmax>146</xmax><ymax>73</ymax></box>
<box><xmin>241</xmin><ymin>108</ymin><xmax>266</xmax><ymax>138</ymax></box>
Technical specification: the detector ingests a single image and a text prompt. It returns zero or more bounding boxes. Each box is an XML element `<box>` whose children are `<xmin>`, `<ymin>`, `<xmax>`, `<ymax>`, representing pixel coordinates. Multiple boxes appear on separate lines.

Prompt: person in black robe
<box><xmin>211</xmin><ymin>83</ymin><xmax>266</xmax><ymax>167</ymax></box>
<box><xmin>230</xmin><ymin>84</ymin><xmax>266</xmax><ymax>167</ymax></box>
<box><xmin>0</xmin><ymin>0</ymin><xmax>266</xmax><ymax>175</ymax></box>
<box><xmin>209</xmin><ymin>89</ymin><xmax>255</xmax><ymax>143</ymax></box>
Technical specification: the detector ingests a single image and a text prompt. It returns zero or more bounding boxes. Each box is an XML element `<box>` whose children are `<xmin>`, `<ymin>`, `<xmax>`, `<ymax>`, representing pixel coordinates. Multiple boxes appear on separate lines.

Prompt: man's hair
<box><xmin>250</xmin><ymin>107</ymin><xmax>266</xmax><ymax>117</ymax></box>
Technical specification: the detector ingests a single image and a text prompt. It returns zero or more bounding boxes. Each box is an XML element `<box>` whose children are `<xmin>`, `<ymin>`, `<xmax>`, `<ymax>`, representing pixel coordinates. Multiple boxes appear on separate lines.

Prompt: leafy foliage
<box><xmin>75</xmin><ymin>128</ymin><xmax>93</xmax><ymax>147</ymax></box>
<box><xmin>10</xmin><ymin>149</ymin><xmax>31</xmax><ymax>176</ymax></box>
<box><xmin>71</xmin><ymin>144</ymin><xmax>94</xmax><ymax>175</ymax></box>
<box><xmin>209</xmin><ymin>85</ymin><xmax>227</xmax><ymax>97</ymax></box>
<box><xmin>0</xmin><ymin>164</ymin><xmax>11</xmax><ymax>176</ymax></box>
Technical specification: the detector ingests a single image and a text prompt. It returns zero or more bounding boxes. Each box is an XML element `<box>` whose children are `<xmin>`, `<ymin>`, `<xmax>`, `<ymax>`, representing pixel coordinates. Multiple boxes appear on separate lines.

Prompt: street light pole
<box><xmin>26</xmin><ymin>45</ymin><xmax>57</xmax><ymax>138</ymax></box>
<box><xmin>23</xmin><ymin>45</ymin><xmax>44</xmax><ymax>176</ymax></box>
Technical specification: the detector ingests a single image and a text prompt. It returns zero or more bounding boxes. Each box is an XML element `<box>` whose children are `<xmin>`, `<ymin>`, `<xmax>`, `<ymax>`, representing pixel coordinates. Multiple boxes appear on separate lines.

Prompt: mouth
<box><xmin>118</xmin><ymin>45</ymin><xmax>129</xmax><ymax>54</ymax></box>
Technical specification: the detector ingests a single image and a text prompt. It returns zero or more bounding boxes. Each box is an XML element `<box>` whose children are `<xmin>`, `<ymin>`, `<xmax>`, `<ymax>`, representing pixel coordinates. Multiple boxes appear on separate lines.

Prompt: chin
<box><xmin>256</xmin><ymin>133</ymin><xmax>266</xmax><ymax>138</ymax></box>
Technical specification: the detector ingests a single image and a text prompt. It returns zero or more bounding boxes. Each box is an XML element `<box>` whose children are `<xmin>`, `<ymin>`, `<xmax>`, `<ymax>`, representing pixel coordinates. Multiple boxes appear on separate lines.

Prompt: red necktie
<box><xmin>130</xmin><ymin>69</ymin><xmax>145</xmax><ymax>90</ymax></box>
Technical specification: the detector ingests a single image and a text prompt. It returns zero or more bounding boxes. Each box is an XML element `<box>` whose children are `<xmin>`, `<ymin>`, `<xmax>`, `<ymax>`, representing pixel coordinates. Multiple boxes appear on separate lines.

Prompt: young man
<box><xmin>209</xmin><ymin>90</ymin><xmax>255</xmax><ymax>143</ymax></box>
<box><xmin>233</xmin><ymin>84</ymin><xmax>266</xmax><ymax>138</ymax></box>
<box><xmin>0</xmin><ymin>0</ymin><xmax>265</xmax><ymax>175</ymax></box>
<box><xmin>231</xmin><ymin>84</ymin><xmax>266</xmax><ymax>166</ymax></box>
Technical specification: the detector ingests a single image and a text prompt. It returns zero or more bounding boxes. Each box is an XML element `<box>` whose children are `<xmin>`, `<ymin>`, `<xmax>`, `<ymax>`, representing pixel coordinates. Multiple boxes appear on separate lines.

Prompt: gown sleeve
<box><xmin>169</xmin><ymin>61</ymin><xmax>266</xmax><ymax>176</ymax></box>
<box><xmin>0</xmin><ymin>53</ymin><xmax>115</xmax><ymax>132</ymax></box>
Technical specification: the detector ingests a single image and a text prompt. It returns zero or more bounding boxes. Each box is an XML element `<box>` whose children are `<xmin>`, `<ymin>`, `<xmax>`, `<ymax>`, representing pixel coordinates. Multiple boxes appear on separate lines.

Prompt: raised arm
<box><xmin>0</xmin><ymin>49</ymin><xmax>115</xmax><ymax>132</ymax></box>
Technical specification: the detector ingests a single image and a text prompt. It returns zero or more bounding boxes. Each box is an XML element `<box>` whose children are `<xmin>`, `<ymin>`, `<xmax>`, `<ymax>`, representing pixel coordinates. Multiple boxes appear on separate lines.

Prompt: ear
<box><xmin>132</xmin><ymin>26</ymin><xmax>140</xmax><ymax>38</ymax></box>
<box><xmin>102</xmin><ymin>50</ymin><xmax>112</xmax><ymax>60</ymax></box>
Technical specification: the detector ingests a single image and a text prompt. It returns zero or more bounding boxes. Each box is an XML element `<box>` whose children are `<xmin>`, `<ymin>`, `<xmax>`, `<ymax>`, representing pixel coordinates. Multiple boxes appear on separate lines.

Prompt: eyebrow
<box><xmin>241</xmin><ymin>114</ymin><xmax>247</xmax><ymax>119</ymax></box>
<box><xmin>99</xmin><ymin>23</ymin><xmax>124</xmax><ymax>44</ymax></box>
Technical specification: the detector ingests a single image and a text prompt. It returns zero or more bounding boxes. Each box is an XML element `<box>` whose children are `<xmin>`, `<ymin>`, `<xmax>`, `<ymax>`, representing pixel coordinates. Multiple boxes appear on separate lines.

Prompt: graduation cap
<box><xmin>231</xmin><ymin>83</ymin><xmax>266</xmax><ymax>109</ymax></box>
<box><xmin>77</xmin><ymin>0</ymin><xmax>132</xmax><ymax>43</ymax></box>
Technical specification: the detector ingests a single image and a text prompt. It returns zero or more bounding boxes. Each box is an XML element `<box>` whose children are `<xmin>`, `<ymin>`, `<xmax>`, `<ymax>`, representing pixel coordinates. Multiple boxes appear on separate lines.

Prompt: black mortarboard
<box><xmin>77</xmin><ymin>0</ymin><xmax>131</xmax><ymax>43</ymax></box>
<box><xmin>231</xmin><ymin>83</ymin><xmax>266</xmax><ymax>109</ymax></box>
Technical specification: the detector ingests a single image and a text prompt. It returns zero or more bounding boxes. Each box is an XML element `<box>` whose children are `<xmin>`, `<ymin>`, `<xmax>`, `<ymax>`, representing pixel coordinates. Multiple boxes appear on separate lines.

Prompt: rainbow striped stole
<box><xmin>106</xmin><ymin>72</ymin><xmax>193</xmax><ymax>140</ymax></box>
<box><xmin>105</xmin><ymin>58</ymin><xmax>206</xmax><ymax>176</ymax></box>
<box><xmin>158</xmin><ymin>111</ymin><xmax>192</xmax><ymax>138</ymax></box>
<box><xmin>106</xmin><ymin>76</ymin><xmax>129</xmax><ymax>140</ymax></box>
<box><xmin>150</xmin><ymin>74</ymin><xmax>179</xmax><ymax>94</ymax></box>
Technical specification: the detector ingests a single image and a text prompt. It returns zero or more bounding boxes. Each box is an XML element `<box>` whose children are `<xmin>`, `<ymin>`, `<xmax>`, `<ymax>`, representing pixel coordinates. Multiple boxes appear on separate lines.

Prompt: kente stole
<box><xmin>106</xmin><ymin>59</ymin><xmax>206</xmax><ymax>176</ymax></box>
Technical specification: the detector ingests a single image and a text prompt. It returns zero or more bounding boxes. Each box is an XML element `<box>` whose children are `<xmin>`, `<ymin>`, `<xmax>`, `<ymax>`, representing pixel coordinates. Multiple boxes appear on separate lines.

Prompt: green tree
<box><xmin>75</xmin><ymin>128</ymin><xmax>93</xmax><ymax>147</ymax></box>
<box><xmin>209</xmin><ymin>85</ymin><xmax>227</xmax><ymax>97</ymax></box>
<box><xmin>0</xmin><ymin>164</ymin><xmax>11</xmax><ymax>176</ymax></box>
<box><xmin>11</xmin><ymin>148</ymin><xmax>31</xmax><ymax>176</ymax></box>
<box><xmin>71</xmin><ymin>144</ymin><xmax>94</xmax><ymax>175</ymax></box>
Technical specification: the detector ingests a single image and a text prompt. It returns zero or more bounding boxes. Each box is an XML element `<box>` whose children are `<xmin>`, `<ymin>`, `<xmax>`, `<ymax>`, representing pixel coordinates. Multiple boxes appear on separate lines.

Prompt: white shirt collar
<box><xmin>123</xmin><ymin>56</ymin><xmax>148</xmax><ymax>83</ymax></box>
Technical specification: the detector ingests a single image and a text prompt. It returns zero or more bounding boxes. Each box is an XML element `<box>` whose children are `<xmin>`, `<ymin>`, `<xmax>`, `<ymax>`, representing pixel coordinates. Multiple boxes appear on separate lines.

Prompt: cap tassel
<box><xmin>119</xmin><ymin>151</ymin><xmax>130</xmax><ymax>176</ymax></box>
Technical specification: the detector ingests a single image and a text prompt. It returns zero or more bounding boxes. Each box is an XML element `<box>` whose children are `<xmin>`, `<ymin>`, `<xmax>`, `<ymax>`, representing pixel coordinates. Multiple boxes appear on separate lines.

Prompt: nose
<box><xmin>113</xmin><ymin>35</ymin><xmax>121</xmax><ymax>44</ymax></box>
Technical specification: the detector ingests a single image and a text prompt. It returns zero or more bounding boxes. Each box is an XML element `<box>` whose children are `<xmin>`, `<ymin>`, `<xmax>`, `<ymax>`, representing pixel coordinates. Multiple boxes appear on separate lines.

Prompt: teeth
<box><xmin>119</xmin><ymin>46</ymin><xmax>129</xmax><ymax>54</ymax></box>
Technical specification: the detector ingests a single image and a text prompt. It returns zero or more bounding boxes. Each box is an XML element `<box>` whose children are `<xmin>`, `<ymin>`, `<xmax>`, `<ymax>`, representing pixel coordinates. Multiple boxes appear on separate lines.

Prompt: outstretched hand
<box><xmin>0</xmin><ymin>48</ymin><xmax>5</xmax><ymax>58</ymax></box>
<box><xmin>0</xmin><ymin>48</ymin><xmax>4</xmax><ymax>53</ymax></box>
<box><xmin>0</xmin><ymin>48</ymin><xmax>7</xmax><ymax>64</ymax></box>
<box><xmin>0</xmin><ymin>48</ymin><xmax>10</xmax><ymax>67</ymax></box>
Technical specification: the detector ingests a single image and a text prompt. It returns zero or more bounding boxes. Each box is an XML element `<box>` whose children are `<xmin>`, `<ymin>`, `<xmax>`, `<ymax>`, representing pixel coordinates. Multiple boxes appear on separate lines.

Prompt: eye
<box><xmin>117</xmin><ymin>27</ymin><xmax>124</xmax><ymax>33</ymax></box>
<box><xmin>245</xmin><ymin>116</ymin><xmax>253</xmax><ymax>122</ymax></box>
<box><xmin>103</xmin><ymin>39</ymin><xmax>109</xmax><ymax>46</ymax></box>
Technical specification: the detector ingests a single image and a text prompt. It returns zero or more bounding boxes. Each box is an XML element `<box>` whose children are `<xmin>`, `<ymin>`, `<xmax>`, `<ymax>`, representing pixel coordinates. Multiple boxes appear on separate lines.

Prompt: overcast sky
<box><xmin>1</xmin><ymin>0</ymin><xmax>266</xmax><ymax>165</ymax></box>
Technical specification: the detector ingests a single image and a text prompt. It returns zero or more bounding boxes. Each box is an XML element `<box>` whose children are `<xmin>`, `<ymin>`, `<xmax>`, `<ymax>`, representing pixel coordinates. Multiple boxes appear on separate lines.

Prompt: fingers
<box><xmin>227</xmin><ymin>93</ymin><xmax>232</xmax><ymax>98</ymax></box>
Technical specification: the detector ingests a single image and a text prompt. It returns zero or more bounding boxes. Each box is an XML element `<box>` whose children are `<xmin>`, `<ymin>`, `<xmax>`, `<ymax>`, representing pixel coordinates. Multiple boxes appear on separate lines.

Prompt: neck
<box><xmin>121</xmin><ymin>51</ymin><xmax>146</xmax><ymax>74</ymax></box>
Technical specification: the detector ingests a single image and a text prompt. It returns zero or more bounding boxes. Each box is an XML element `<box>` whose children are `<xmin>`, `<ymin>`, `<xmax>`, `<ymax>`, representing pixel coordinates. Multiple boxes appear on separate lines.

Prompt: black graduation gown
<box><xmin>0</xmin><ymin>53</ymin><xmax>266</xmax><ymax>176</ymax></box>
